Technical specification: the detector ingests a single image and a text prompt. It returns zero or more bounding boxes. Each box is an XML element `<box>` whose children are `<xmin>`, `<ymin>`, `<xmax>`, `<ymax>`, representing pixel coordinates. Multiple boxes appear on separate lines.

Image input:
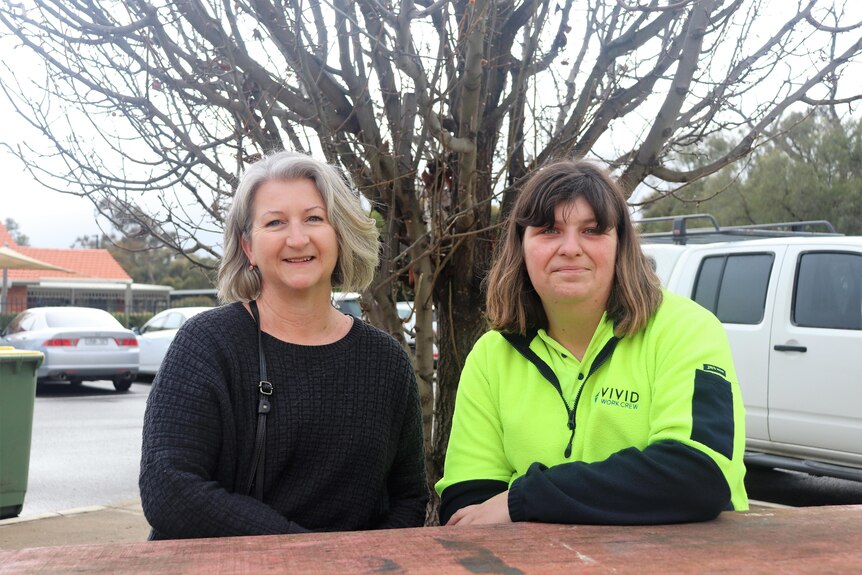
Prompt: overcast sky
<box><xmin>0</xmin><ymin>35</ymin><xmax>102</xmax><ymax>249</ymax></box>
<box><xmin>2</xmin><ymin>151</ymin><xmax>103</xmax><ymax>249</ymax></box>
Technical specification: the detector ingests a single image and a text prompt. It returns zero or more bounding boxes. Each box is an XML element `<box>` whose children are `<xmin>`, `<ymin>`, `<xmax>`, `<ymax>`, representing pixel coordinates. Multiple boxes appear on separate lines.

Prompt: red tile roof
<box><xmin>0</xmin><ymin>223</ymin><xmax>20</xmax><ymax>249</ymax></box>
<box><xmin>0</xmin><ymin>223</ymin><xmax>131</xmax><ymax>283</ymax></box>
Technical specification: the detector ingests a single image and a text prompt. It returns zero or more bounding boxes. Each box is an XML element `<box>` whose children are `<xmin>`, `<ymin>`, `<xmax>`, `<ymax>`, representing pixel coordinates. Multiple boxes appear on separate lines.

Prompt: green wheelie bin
<box><xmin>0</xmin><ymin>346</ymin><xmax>44</xmax><ymax>520</ymax></box>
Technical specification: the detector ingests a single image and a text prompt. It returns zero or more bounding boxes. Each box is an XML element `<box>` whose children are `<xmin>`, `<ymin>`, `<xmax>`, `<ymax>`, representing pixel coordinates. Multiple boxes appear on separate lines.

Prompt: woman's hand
<box><xmin>446</xmin><ymin>490</ymin><xmax>512</xmax><ymax>526</ymax></box>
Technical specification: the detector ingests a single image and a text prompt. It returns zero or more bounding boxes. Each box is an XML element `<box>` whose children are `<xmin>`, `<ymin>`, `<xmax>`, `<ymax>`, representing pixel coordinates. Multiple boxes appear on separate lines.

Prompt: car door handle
<box><xmin>774</xmin><ymin>344</ymin><xmax>807</xmax><ymax>352</ymax></box>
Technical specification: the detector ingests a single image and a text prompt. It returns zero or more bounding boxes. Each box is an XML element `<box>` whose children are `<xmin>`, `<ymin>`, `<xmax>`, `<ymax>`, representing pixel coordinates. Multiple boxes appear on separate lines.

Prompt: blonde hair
<box><xmin>218</xmin><ymin>151</ymin><xmax>379</xmax><ymax>303</ymax></box>
<box><xmin>486</xmin><ymin>159</ymin><xmax>661</xmax><ymax>336</ymax></box>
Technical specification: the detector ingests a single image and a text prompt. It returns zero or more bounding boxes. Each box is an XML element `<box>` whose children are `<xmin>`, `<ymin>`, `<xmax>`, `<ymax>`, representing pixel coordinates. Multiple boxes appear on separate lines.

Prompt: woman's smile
<box><xmin>242</xmin><ymin>177</ymin><xmax>340</xmax><ymax>296</ymax></box>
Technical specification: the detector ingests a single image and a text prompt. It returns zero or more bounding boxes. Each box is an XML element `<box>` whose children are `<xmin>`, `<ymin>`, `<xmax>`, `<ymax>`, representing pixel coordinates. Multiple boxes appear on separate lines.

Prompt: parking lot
<box><xmin>19</xmin><ymin>380</ymin><xmax>150</xmax><ymax>517</ymax></box>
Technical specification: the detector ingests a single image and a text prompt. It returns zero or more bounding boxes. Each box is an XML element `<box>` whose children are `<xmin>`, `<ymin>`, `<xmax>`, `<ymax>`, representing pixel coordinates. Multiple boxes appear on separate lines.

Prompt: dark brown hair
<box><xmin>485</xmin><ymin>159</ymin><xmax>661</xmax><ymax>336</ymax></box>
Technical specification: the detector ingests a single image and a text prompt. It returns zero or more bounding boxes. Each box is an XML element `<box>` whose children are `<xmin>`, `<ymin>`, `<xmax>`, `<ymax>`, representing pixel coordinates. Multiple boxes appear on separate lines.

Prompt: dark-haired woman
<box><xmin>436</xmin><ymin>159</ymin><xmax>747</xmax><ymax>526</ymax></box>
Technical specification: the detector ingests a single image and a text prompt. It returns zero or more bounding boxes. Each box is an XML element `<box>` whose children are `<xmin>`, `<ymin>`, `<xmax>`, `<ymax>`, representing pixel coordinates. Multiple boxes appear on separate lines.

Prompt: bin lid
<box><xmin>0</xmin><ymin>346</ymin><xmax>45</xmax><ymax>360</ymax></box>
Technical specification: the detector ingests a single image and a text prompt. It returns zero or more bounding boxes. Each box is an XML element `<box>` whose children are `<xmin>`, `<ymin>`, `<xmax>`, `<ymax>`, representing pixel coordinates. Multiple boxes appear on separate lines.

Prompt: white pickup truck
<box><xmin>640</xmin><ymin>215</ymin><xmax>862</xmax><ymax>481</ymax></box>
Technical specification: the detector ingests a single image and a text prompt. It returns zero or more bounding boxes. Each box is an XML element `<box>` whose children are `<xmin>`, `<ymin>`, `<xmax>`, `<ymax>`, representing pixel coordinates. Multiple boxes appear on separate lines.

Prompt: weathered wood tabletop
<box><xmin>1</xmin><ymin>504</ymin><xmax>860</xmax><ymax>574</ymax></box>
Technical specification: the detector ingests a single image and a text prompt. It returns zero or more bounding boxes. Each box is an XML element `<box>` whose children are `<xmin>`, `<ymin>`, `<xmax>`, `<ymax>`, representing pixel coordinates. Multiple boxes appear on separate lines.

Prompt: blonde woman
<box><xmin>141</xmin><ymin>151</ymin><xmax>427</xmax><ymax>539</ymax></box>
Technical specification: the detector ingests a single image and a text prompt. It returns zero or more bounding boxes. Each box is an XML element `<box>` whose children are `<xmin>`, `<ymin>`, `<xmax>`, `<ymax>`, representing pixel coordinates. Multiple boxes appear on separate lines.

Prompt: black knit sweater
<box><xmin>139</xmin><ymin>302</ymin><xmax>428</xmax><ymax>539</ymax></box>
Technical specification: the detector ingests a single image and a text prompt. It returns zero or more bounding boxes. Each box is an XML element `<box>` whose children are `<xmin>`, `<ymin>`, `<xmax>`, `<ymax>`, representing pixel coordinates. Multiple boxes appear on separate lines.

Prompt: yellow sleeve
<box><xmin>435</xmin><ymin>333</ymin><xmax>515</xmax><ymax>495</ymax></box>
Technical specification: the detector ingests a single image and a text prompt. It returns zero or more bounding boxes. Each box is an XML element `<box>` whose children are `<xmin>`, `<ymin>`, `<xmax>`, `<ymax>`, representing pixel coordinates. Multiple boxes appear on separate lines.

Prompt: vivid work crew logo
<box><xmin>594</xmin><ymin>387</ymin><xmax>640</xmax><ymax>410</ymax></box>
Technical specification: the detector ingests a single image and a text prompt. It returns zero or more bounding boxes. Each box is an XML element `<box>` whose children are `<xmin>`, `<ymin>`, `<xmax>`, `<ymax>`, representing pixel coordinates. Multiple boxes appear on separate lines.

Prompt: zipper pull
<box><xmin>564</xmin><ymin>409</ymin><xmax>575</xmax><ymax>458</ymax></box>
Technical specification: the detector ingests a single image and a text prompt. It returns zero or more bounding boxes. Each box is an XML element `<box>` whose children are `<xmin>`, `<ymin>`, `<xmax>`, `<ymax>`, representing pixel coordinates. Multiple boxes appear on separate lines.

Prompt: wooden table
<box><xmin>1</xmin><ymin>505</ymin><xmax>860</xmax><ymax>574</ymax></box>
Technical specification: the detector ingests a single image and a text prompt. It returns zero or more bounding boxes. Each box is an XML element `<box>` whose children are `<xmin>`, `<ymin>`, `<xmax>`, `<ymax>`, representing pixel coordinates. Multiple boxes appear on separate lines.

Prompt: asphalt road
<box><xmin>20</xmin><ymin>380</ymin><xmax>151</xmax><ymax>517</ymax></box>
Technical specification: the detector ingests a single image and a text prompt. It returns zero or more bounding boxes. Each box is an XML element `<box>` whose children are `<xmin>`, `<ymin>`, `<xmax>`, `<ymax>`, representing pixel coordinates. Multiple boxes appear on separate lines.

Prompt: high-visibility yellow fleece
<box><xmin>436</xmin><ymin>290</ymin><xmax>748</xmax><ymax>525</ymax></box>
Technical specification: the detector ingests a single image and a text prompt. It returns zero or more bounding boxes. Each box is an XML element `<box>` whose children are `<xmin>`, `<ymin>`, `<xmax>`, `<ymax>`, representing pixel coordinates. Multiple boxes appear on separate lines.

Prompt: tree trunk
<box><xmin>426</xmin><ymin>134</ymin><xmax>496</xmax><ymax>524</ymax></box>
<box><xmin>427</xmin><ymin>244</ymin><xmax>488</xmax><ymax>524</ymax></box>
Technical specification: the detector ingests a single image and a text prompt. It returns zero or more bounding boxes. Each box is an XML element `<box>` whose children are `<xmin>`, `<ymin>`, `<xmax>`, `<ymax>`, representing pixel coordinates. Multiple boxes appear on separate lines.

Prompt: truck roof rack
<box><xmin>637</xmin><ymin>213</ymin><xmax>841</xmax><ymax>245</ymax></box>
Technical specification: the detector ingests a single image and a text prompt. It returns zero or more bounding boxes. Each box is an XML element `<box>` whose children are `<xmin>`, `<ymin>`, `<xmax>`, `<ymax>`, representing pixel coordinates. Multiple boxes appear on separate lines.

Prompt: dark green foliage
<box><xmin>641</xmin><ymin>111</ymin><xmax>862</xmax><ymax>235</ymax></box>
<box><xmin>3</xmin><ymin>219</ymin><xmax>29</xmax><ymax>246</ymax></box>
<box><xmin>73</xmin><ymin>233</ymin><xmax>218</xmax><ymax>289</ymax></box>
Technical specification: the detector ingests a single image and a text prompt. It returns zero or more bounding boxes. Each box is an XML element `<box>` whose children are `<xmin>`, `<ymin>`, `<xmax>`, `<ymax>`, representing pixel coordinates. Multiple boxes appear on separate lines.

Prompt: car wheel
<box><xmin>113</xmin><ymin>377</ymin><xmax>133</xmax><ymax>392</ymax></box>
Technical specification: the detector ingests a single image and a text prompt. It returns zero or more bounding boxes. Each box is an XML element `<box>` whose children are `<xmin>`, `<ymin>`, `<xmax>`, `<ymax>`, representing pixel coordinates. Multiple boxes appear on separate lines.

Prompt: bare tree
<box><xmin>1</xmin><ymin>0</ymin><xmax>860</xmax><ymax>521</ymax></box>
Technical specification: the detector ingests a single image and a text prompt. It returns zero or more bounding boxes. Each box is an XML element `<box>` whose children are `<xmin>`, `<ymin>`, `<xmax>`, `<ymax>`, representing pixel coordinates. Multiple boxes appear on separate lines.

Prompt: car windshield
<box><xmin>332</xmin><ymin>293</ymin><xmax>363</xmax><ymax>318</ymax></box>
<box><xmin>336</xmin><ymin>300</ymin><xmax>363</xmax><ymax>318</ymax></box>
<box><xmin>44</xmin><ymin>309</ymin><xmax>123</xmax><ymax>329</ymax></box>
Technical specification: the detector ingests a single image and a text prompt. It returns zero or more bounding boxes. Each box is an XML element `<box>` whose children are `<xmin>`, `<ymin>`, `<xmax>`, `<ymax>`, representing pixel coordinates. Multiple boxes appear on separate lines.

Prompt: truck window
<box><xmin>794</xmin><ymin>252</ymin><xmax>862</xmax><ymax>330</ymax></box>
<box><xmin>693</xmin><ymin>253</ymin><xmax>774</xmax><ymax>324</ymax></box>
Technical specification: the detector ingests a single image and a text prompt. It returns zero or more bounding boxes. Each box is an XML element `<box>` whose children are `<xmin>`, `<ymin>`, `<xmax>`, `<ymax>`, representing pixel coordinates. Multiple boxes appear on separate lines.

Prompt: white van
<box><xmin>640</xmin><ymin>215</ymin><xmax>862</xmax><ymax>481</ymax></box>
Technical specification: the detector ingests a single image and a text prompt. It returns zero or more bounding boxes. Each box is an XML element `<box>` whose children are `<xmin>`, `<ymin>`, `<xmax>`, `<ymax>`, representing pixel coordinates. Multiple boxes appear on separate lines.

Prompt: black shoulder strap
<box><xmin>246</xmin><ymin>300</ymin><xmax>273</xmax><ymax>500</ymax></box>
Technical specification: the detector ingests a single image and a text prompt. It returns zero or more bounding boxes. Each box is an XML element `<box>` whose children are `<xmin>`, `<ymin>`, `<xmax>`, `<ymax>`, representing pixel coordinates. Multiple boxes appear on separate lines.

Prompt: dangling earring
<box><xmin>248</xmin><ymin>263</ymin><xmax>256</xmax><ymax>272</ymax></box>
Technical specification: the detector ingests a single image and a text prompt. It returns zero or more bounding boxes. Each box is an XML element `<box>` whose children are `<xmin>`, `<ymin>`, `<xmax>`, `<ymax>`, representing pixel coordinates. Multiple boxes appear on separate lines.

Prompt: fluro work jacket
<box><xmin>436</xmin><ymin>291</ymin><xmax>748</xmax><ymax>525</ymax></box>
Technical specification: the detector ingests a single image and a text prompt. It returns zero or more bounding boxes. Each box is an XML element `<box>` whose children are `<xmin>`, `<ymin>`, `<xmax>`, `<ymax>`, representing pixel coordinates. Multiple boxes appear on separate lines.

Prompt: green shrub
<box><xmin>111</xmin><ymin>311</ymin><xmax>154</xmax><ymax>330</ymax></box>
<box><xmin>0</xmin><ymin>313</ymin><xmax>16</xmax><ymax>332</ymax></box>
